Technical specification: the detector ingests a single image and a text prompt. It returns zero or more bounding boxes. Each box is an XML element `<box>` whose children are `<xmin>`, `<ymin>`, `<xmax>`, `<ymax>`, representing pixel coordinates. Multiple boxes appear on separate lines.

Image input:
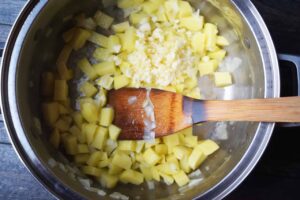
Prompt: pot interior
<box><xmin>13</xmin><ymin>0</ymin><xmax>266</xmax><ymax>199</ymax></box>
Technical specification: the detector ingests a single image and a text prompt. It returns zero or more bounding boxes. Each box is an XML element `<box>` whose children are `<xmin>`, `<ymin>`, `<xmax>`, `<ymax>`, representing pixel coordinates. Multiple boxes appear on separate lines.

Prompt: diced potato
<box><xmin>191</xmin><ymin>32</ymin><xmax>205</xmax><ymax>55</ymax></box>
<box><xmin>184</xmin><ymin>77</ymin><xmax>198</xmax><ymax>90</ymax></box>
<box><xmin>88</xmin><ymin>32</ymin><xmax>109</xmax><ymax>48</ymax></box>
<box><xmin>208</xmin><ymin>49</ymin><xmax>226</xmax><ymax>61</ymax></box>
<box><xmin>42</xmin><ymin>102</ymin><xmax>59</xmax><ymax>126</ymax></box>
<box><xmin>49</xmin><ymin>129</ymin><xmax>60</xmax><ymax>149</ymax></box>
<box><xmin>117</xmin><ymin>0</ymin><xmax>138</xmax><ymax>9</ymax></box>
<box><xmin>100</xmin><ymin>107</ymin><xmax>114</xmax><ymax>127</ymax></box>
<box><xmin>217</xmin><ymin>36</ymin><xmax>229</xmax><ymax>46</ymax></box>
<box><xmin>173</xmin><ymin>170</ymin><xmax>189</xmax><ymax>187</ymax></box>
<box><xmin>74</xmin><ymin>154</ymin><xmax>90</xmax><ymax>164</ymax></box>
<box><xmin>180</xmin><ymin>127</ymin><xmax>193</xmax><ymax>136</ymax></box>
<box><xmin>112</xmin><ymin>151</ymin><xmax>132</xmax><ymax>169</ymax></box>
<box><xmin>183</xmin><ymin>135</ymin><xmax>198</xmax><ymax>147</ymax></box>
<box><xmin>162</xmin><ymin>134</ymin><xmax>180</xmax><ymax>154</ymax></box>
<box><xmin>164</xmin><ymin>0</ymin><xmax>179</xmax><ymax>20</ymax></box>
<box><xmin>99</xmin><ymin>171</ymin><xmax>119</xmax><ymax>188</ymax></box>
<box><xmin>173</xmin><ymin>146</ymin><xmax>192</xmax><ymax>160</ymax></box>
<box><xmin>77</xmin><ymin>58</ymin><xmax>97</xmax><ymax>80</ymax></box>
<box><xmin>166</xmin><ymin>154</ymin><xmax>179</xmax><ymax>165</ymax></box>
<box><xmin>142</xmin><ymin>1</ymin><xmax>160</xmax><ymax>14</ymax></box>
<box><xmin>80</xmin><ymin>82</ymin><xmax>98</xmax><ymax>97</ymax></box>
<box><xmin>198</xmin><ymin>60</ymin><xmax>218</xmax><ymax>76</ymax></box>
<box><xmin>108</xmin><ymin>163</ymin><xmax>124</xmax><ymax>175</ymax></box>
<box><xmin>77</xmin><ymin>17</ymin><xmax>97</xmax><ymax>31</ymax></box>
<box><xmin>95</xmin><ymin>75</ymin><xmax>114</xmax><ymax>91</ymax></box>
<box><xmin>70</xmin><ymin>28</ymin><xmax>91</xmax><ymax>50</ymax></box>
<box><xmin>186</xmin><ymin>87</ymin><xmax>201</xmax><ymax>99</ymax></box>
<box><xmin>98</xmin><ymin>159</ymin><xmax>110</xmax><ymax>168</ymax></box>
<box><xmin>58</xmin><ymin>104</ymin><xmax>70</xmax><ymax>115</ymax></box>
<box><xmin>129</xmin><ymin>12</ymin><xmax>148</xmax><ymax>25</ymax></box>
<box><xmin>144</xmin><ymin>138</ymin><xmax>161</xmax><ymax>149</ymax></box>
<box><xmin>108</xmin><ymin>124</ymin><xmax>121</xmax><ymax>140</ymax></box>
<box><xmin>54</xmin><ymin>117</ymin><xmax>71</xmax><ymax>132</ymax></box>
<box><xmin>82</xmin><ymin>123</ymin><xmax>98</xmax><ymax>144</ymax></box>
<box><xmin>114</xmin><ymin>75</ymin><xmax>130</xmax><ymax>89</ymax></box>
<box><xmin>63</xmin><ymin>135</ymin><xmax>78</xmax><ymax>155</ymax></box>
<box><xmin>204</xmin><ymin>23</ymin><xmax>218</xmax><ymax>51</ymax></box>
<box><xmin>120</xmin><ymin>169</ymin><xmax>144</xmax><ymax>185</ymax></box>
<box><xmin>81</xmin><ymin>102</ymin><xmax>99</xmax><ymax>123</ymax></box>
<box><xmin>180</xmin><ymin>16</ymin><xmax>204</xmax><ymax>31</ymax></box>
<box><xmin>91</xmin><ymin>127</ymin><xmax>108</xmax><ymax>150</ymax></box>
<box><xmin>57</xmin><ymin>63</ymin><xmax>73</xmax><ymax>81</ymax></box>
<box><xmin>214</xmin><ymin>72</ymin><xmax>233</xmax><ymax>87</ymax></box>
<box><xmin>72</xmin><ymin>112</ymin><xmax>83</xmax><ymax>127</ymax></box>
<box><xmin>54</xmin><ymin>80</ymin><xmax>68</xmax><ymax>101</ymax></box>
<box><xmin>120</xmin><ymin>27</ymin><xmax>136</xmax><ymax>52</ymax></box>
<box><xmin>56</xmin><ymin>44</ymin><xmax>72</xmax><ymax>66</ymax></box>
<box><xmin>143</xmin><ymin>148</ymin><xmax>161</xmax><ymax>166</ymax></box>
<box><xmin>77</xmin><ymin>144</ymin><xmax>89</xmax><ymax>153</ymax></box>
<box><xmin>178</xmin><ymin>1</ymin><xmax>193</xmax><ymax>18</ymax></box>
<box><xmin>154</xmin><ymin>144</ymin><xmax>168</xmax><ymax>155</ymax></box>
<box><xmin>70</xmin><ymin>126</ymin><xmax>82</xmax><ymax>142</ymax></box>
<box><xmin>94</xmin><ymin>61</ymin><xmax>116</xmax><ymax>76</ymax></box>
<box><xmin>196</xmin><ymin>139</ymin><xmax>219</xmax><ymax>156</ymax></box>
<box><xmin>157</xmin><ymin>162</ymin><xmax>179</xmax><ymax>175</ymax></box>
<box><xmin>160</xmin><ymin>173</ymin><xmax>174</xmax><ymax>185</ymax></box>
<box><xmin>140</xmin><ymin>165</ymin><xmax>153</xmax><ymax>181</ymax></box>
<box><xmin>82</xmin><ymin>165</ymin><xmax>102</xmax><ymax>177</ymax></box>
<box><xmin>93</xmin><ymin>48</ymin><xmax>112</xmax><ymax>61</ymax></box>
<box><xmin>112</xmin><ymin>21</ymin><xmax>130</xmax><ymax>33</ymax></box>
<box><xmin>156</xmin><ymin>7</ymin><xmax>167</xmax><ymax>22</ymax></box>
<box><xmin>87</xmin><ymin>151</ymin><xmax>104</xmax><ymax>166</ymax></box>
<box><xmin>180</xmin><ymin>156</ymin><xmax>191</xmax><ymax>173</ymax></box>
<box><xmin>41</xmin><ymin>72</ymin><xmax>54</xmax><ymax>96</ymax></box>
<box><xmin>135</xmin><ymin>141</ymin><xmax>145</xmax><ymax>153</ymax></box>
<box><xmin>152</xmin><ymin>167</ymin><xmax>160</xmax><ymax>181</ymax></box>
<box><xmin>107</xmin><ymin>35</ymin><xmax>121</xmax><ymax>53</ymax></box>
<box><xmin>94</xmin><ymin>10</ymin><xmax>114</xmax><ymax>29</ymax></box>
<box><xmin>118</xmin><ymin>140</ymin><xmax>136</xmax><ymax>151</ymax></box>
<box><xmin>188</xmin><ymin>145</ymin><xmax>207</xmax><ymax>169</ymax></box>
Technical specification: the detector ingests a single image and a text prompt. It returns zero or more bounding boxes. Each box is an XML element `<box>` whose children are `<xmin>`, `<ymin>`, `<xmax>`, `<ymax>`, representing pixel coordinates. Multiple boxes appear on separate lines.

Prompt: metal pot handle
<box><xmin>278</xmin><ymin>53</ymin><xmax>300</xmax><ymax>127</ymax></box>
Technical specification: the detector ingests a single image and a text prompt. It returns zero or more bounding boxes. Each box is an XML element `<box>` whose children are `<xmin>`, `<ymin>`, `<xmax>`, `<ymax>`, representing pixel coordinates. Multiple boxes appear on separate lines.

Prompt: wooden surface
<box><xmin>1</xmin><ymin>0</ymin><xmax>300</xmax><ymax>199</ymax></box>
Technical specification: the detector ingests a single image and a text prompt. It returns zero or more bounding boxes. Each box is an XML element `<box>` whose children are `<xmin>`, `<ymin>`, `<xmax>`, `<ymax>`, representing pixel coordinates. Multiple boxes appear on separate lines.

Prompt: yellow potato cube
<box><xmin>154</xmin><ymin>144</ymin><xmax>168</xmax><ymax>155</ymax></box>
<box><xmin>41</xmin><ymin>72</ymin><xmax>54</xmax><ymax>97</ymax></box>
<box><xmin>82</xmin><ymin>165</ymin><xmax>102</xmax><ymax>177</ymax></box>
<box><xmin>142</xmin><ymin>1</ymin><xmax>160</xmax><ymax>14</ymax></box>
<box><xmin>99</xmin><ymin>171</ymin><xmax>119</xmax><ymax>188</ymax></box>
<box><xmin>160</xmin><ymin>173</ymin><xmax>174</xmax><ymax>185</ymax></box>
<box><xmin>77</xmin><ymin>58</ymin><xmax>97</xmax><ymax>80</ymax></box>
<box><xmin>96</xmin><ymin>75</ymin><xmax>114</xmax><ymax>90</ymax></box>
<box><xmin>135</xmin><ymin>141</ymin><xmax>145</xmax><ymax>153</ymax></box>
<box><xmin>208</xmin><ymin>49</ymin><xmax>226</xmax><ymax>61</ymax></box>
<box><xmin>173</xmin><ymin>170</ymin><xmax>189</xmax><ymax>187</ymax></box>
<box><xmin>180</xmin><ymin>156</ymin><xmax>191</xmax><ymax>173</ymax></box>
<box><xmin>157</xmin><ymin>162</ymin><xmax>179</xmax><ymax>175</ymax></box>
<box><xmin>184</xmin><ymin>77</ymin><xmax>198</xmax><ymax>90</ymax></box>
<box><xmin>118</xmin><ymin>140</ymin><xmax>136</xmax><ymax>151</ymax></box>
<box><xmin>152</xmin><ymin>167</ymin><xmax>160</xmax><ymax>181</ymax></box>
<box><xmin>204</xmin><ymin>23</ymin><xmax>218</xmax><ymax>51</ymax></box>
<box><xmin>72</xmin><ymin>112</ymin><xmax>83</xmax><ymax>127</ymax></box>
<box><xmin>42</xmin><ymin>102</ymin><xmax>59</xmax><ymax>126</ymax></box>
<box><xmin>143</xmin><ymin>148</ymin><xmax>161</xmax><ymax>165</ymax></box>
<box><xmin>108</xmin><ymin>124</ymin><xmax>121</xmax><ymax>140</ymax></box>
<box><xmin>96</xmin><ymin>87</ymin><xmax>108</xmax><ymax>107</ymax></box>
<box><xmin>74</xmin><ymin>154</ymin><xmax>90</xmax><ymax>164</ymax></box>
<box><xmin>88</xmin><ymin>32</ymin><xmax>109</xmax><ymax>48</ymax></box>
<box><xmin>166</xmin><ymin>154</ymin><xmax>179</xmax><ymax>165</ymax></box>
<box><xmin>56</xmin><ymin>44</ymin><xmax>72</xmax><ymax>66</ymax></box>
<box><xmin>100</xmin><ymin>107</ymin><xmax>114</xmax><ymax>126</ymax></box>
<box><xmin>81</xmin><ymin>102</ymin><xmax>99</xmax><ymax>123</ymax></box>
<box><xmin>164</xmin><ymin>0</ymin><xmax>179</xmax><ymax>20</ymax></box>
<box><xmin>77</xmin><ymin>17</ymin><xmax>97</xmax><ymax>31</ymax></box>
<box><xmin>94</xmin><ymin>10</ymin><xmax>114</xmax><ymax>29</ymax></box>
<box><xmin>77</xmin><ymin>144</ymin><xmax>89</xmax><ymax>153</ymax></box>
<box><xmin>94</xmin><ymin>61</ymin><xmax>116</xmax><ymax>76</ymax></box>
<box><xmin>108</xmin><ymin>163</ymin><xmax>124</xmax><ymax>175</ymax></box>
<box><xmin>82</xmin><ymin>123</ymin><xmax>98</xmax><ymax>144</ymax></box>
<box><xmin>180</xmin><ymin>16</ymin><xmax>204</xmax><ymax>31</ymax></box>
<box><xmin>80</xmin><ymin>82</ymin><xmax>98</xmax><ymax>97</ymax></box>
<box><xmin>120</xmin><ymin>169</ymin><xmax>144</xmax><ymax>185</ymax></box>
<box><xmin>178</xmin><ymin>1</ymin><xmax>193</xmax><ymax>18</ymax></box>
<box><xmin>98</xmin><ymin>159</ymin><xmax>110</xmax><ymax>168</ymax></box>
<box><xmin>140</xmin><ymin>165</ymin><xmax>153</xmax><ymax>181</ymax></box>
<box><xmin>91</xmin><ymin>127</ymin><xmax>108</xmax><ymax>150</ymax></box>
<box><xmin>162</xmin><ymin>134</ymin><xmax>180</xmax><ymax>153</ymax></box>
<box><xmin>63</xmin><ymin>135</ymin><xmax>78</xmax><ymax>155</ymax></box>
<box><xmin>54</xmin><ymin>117</ymin><xmax>71</xmax><ymax>132</ymax></box>
<box><xmin>129</xmin><ymin>12</ymin><xmax>148</xmax><ymax>25</ymax></box>
<box><xmin>54</xmin><ymin>80</ymin><xmax>68</xmax><ymax>101</ymax></box>
<box><xmin>87</xmin><ymin>151</ymin><xmax>104</xmax><ymax>166</ymax></box>
<box><xmin>57</xmin><ymin>63</ymin><xmax>73</xmax><ymax>81</ymax></box>
<box><xmin>58</xmin><ymin>104</ymin><xmax>70</xmax><ymax>115</ymax></box>
<box><xmin>186</xmin><ymin>87</ymin><xmax>201</xmax><ymax>99</ymax></box>
<box><xmin>112</xmin><ymin>151</ymin><xmax>132</xmax><ymax>169</ymax></box>
<box><xmin>173</xmin><ymin>146</ymin><xmax>192</xmax><ymax>160</ymax></box>
<box><xmin>188</xmin><ymin>145</ymin><xmax>207</xmax><ymax>169</ymax></box>
<box><xmin>183</xmin><ymin>135</ymin><xmax>198</xmax><ymax>147</ymax></box>
<box><xmin>120</xmin><ymin>27</ymin><xmax>136</xmax><ymax>52</ymax></box>
<box><xmin>112</xmin><ymin>21</ymin><xmax>130</xmax><ymax>33</ymax></box>
<box><xmin>180</xmin><ymin>127</ymin><xmax>193</xmax><ymax>136</ymax></box>
<box><xmin>156</xmin><ymin>7</ymin><xmax>168</xmax><ymax>22</ymax></box>
<box><xmin>114</xmin><ymin>75</ymin><xmax>130</xmax><ymax>89</ymax></box>
<box><xmin>196</xmin><ymin>139</ymin><xmax>219</xmax><ymax>156</ymax></box>
<box><xmin>49</xmin><ymin>129</ymin><xmax>60</xmax><ymax>149</ymax></box>
<box><xmin>198</xmin><ymin>60</ymin><xmax>218</xmax><ymax>76</ymax></box>
<box><xmin>191</xmin><ymin>32</ymin><xmax>205</xmax><ymax>55</ymax></box>
<box><xmin>70</xmin><ymin>28</ymin><xmax>91</xmax><ymax>51</ymax></box>
<box><xmin>144</xmin><ymin>138</ymin><xmax>161</xmax><ymax>149</ymax></box>
<box><xmin>214</xmin><ymin>72</ymin><xmax>233</xmax><ymax>87</ymax></box>
<box><xmin>217</xmin><ymin>36</ymin><xmax>230</xmax><ymax>46</ymax></box>
<box><xmin>93</xmin><ymin>48</ymin><xmax>112</xmax><ymax>61</ymax></box>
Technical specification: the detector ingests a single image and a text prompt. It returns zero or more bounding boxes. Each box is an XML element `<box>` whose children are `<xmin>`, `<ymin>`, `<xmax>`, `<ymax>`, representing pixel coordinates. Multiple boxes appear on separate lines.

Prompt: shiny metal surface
<box><xmin>0</xmin><ymin>0</ymin><xmax>279</xmax><ymax>199</ymax></box>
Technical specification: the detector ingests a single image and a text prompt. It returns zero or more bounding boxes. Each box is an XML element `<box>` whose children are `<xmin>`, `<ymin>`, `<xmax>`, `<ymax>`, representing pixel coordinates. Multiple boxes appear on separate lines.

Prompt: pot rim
<box><xmin>0</xmin><ymin>0</ymin><xmax>280</xmax><ymax>199</ymax></box>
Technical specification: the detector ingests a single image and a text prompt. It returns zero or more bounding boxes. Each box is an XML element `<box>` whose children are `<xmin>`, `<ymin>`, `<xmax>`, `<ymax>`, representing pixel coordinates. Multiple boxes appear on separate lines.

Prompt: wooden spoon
<box><xmin>108</xmin><ymin>88</ymin><xmax>300</xmax><ymax>140</ymax></box>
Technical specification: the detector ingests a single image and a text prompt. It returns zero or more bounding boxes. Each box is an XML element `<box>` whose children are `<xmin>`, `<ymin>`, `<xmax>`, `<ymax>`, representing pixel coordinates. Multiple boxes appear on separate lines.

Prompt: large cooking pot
<box><xmin>1</xmin><ymin>0</ymin><xmax>299</xmax><ymax>199</ymax></box>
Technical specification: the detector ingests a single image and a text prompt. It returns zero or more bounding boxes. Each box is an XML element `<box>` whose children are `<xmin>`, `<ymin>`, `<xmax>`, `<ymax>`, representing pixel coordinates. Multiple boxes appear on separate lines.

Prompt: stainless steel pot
<box><xmin>0</xmin><ymin>0</ymin><xmax>293</xmax><ymax>199</ymax></box>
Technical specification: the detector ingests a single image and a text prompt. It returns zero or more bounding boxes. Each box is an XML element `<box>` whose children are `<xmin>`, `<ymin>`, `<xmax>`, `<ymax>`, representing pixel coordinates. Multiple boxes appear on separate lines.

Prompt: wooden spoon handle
<box><xmin>204</xmin><ymin>97</ymin><xmax>300</xmax><ymax>122</ymax></box>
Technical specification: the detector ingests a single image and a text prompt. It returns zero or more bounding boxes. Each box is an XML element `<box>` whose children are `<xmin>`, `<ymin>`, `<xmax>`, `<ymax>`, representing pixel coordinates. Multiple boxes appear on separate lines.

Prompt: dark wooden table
<box><xmin>1</xmin><ymin>0</ymin><xmax>300</xmax><ymax>199</ymax></box>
